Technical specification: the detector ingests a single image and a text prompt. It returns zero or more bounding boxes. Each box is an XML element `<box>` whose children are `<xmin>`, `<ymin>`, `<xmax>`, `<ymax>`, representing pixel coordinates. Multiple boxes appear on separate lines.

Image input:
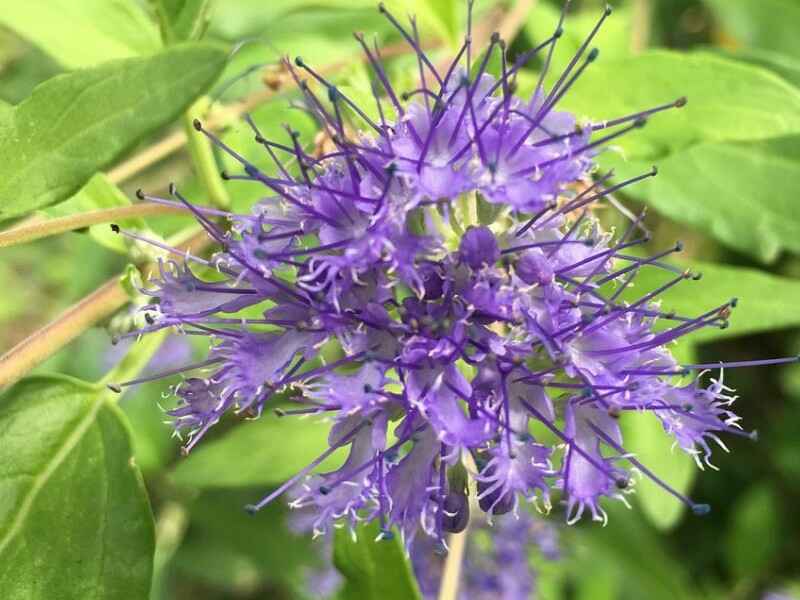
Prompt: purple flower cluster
<box><xmin>412</xmin><ymin>511</ymin><xmax>559</xmax><ymax>600</ymax></box>
<box><xmin>110</xmin><ymin>3</ymin><xmax>791</xmax><ymax>548</ymax></box>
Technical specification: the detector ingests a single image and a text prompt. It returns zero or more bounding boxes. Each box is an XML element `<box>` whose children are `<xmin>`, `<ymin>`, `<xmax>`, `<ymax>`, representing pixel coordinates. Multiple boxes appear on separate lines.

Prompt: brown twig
<box><xmin>0</xmin><ymin>229</ymin><xmax>211</xmax><ymax>391</ymax></box>
<box><xmin>0</xmin><ymin>203</ymin><xmax>187</xmax><ymax>248</ymax></box>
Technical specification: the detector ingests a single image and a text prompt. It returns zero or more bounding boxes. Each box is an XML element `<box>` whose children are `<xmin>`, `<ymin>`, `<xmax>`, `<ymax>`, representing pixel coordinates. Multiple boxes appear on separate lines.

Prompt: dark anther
<box><xmin>683</xmin><ymin>403</ymin><xmax>694</xmax><ymax>413</ymax></box>
<box><xmin>319</xmin><ymin>485</ymin><xmax>331</xmax><ymax>495</ymax></box>
<box><xmin>254</xmin><ymin>134</ymin><xmax>265</xmax><ymax>143</ymax></box>
<box><xmin>615</xmin><ymin>476</ymin><xmax>630</xmax><ymax>489</ymax></box>
<box><xmin>730</xmin><ymin>297</ymin><xmax>739</xmax><ymax>308</ymax></box>
<box><xmin>220</xmin><ymin>170</ymin><xmax>230</xmax><ymax>180</ymax></box>
<box><xmin>554</xmin><ymin>26</ymin><xmax>564</xmax><ymax>39</ymax></box>
<box><xmin>274</xmin><ymin>408</ymin><xmax>286</xmax><ymax>417</ymax></box>
<box><xmin>328</xmin><ymin>85</ymin><xmax>339</xmax><ymax>103</ymax></box>
<box><xmin>385</xmin><ymin>162</ymin><xmax>398</xmax><ymax>176</ymax></box>
<box><xmin>674</xmin><ymin>96</ymin><xmax>688</xmax><ymax>108</ymax></box>
<box><xmin>110</xmin><ymin>335</ymin><xmax>120</xmax><ymax>346</ymax></box>
<box><xmin>692</xmin><ymin>272</ymin><xmax>703</xmax><ymax>281</ymax></box>
<box><xmin>377</xmin><ymin>2</ymin><xmax>387</xmax><ymax>13</ymax></box>
<box><xmin>650</xmin><ymin>165</ymin><xmax>659</xmax><ymax>176</ymax></box>
<box><xmin>363</xmin><ymin>384</ymin><xmax>373</xmax><ymax>393</ymax></box>
<box><xmin>379</xmin><ymin>529</ymin><xmax>395</xmax><ymax>540</ymax></box>
<box><xmin>604</xmin><ymin>4</ymin><xmax>614</xmax><ymax>16</ymax></box>
<box><xmin>135</xmin><ymin>188</ymin><xmax>145</xmax><ymax>200</ymax></box>
<box><xmin>692</xmin><ymin>503</ymin><xmax>711</xmax><ymax>516</ymax></box>
<box><xmin>294</xmin><ymin>56</ymin><xmax>305</xmax><ymax>67</ymax></box>
<box><xmin>634</xmin><ymin>117</ymin><xmax>647</xmax><ymax>128</ymax></box>
<box><xmin>244</xmin><ymin>504</ymin><xmax>258</xmax><ymax>515</ymax></box>
<box><xmin>110</xmin><ymin>223</ymin><xmax>120</xmax><ymax>234</ymax></box>
<box><xmin>107</xmin><ymin>383</ymin><xmax>122</xmax><ymax>394</ymax></box>
<box><xmin>144</xmin><ymin>313</ymin><xmax>155</xmax><ymax>325</ymax></box>
<box><xmin>608</xmin><ymin>405</ymin><xmax>621</xmax><ymax>419</ymax></box>
<box><xmin>400</xmin><ymin>92</ymin><xmax>410</xmax><ymax>101</ymax></box>
<box><xmin>587</xmin><ymin>47</ymin><xmax>600</xmax><ymax>62</ymax></box>
<box><xmin>674</xmin><ymin>241</ymin><xmax>684</xmax><ymax>252</ymax></box>
<box><xmin>491</xmin><ymin>32</ymin><xmax>501</xmax><ymax>43</ymax></box>
<box><xmin>192</xmin><ymin>118</ymin><xmax>203</xmax><ymax>131</ymax></box>
<box><xmin>168</xmin><ymin>183</ymin><xmax>177</xmax><ymax>196</ymax></box>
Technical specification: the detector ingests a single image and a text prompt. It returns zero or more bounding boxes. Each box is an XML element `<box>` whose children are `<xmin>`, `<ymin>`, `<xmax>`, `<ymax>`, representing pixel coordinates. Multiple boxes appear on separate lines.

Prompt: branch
<box><xmin>0</xmin><ymin>203</ymin><xmax>186</xmax><ymax>248</ymax></box>
<box><xmin>0</xmin><ymin>230</ymin><xmax>211</xmax><ymax>391</ymax></box>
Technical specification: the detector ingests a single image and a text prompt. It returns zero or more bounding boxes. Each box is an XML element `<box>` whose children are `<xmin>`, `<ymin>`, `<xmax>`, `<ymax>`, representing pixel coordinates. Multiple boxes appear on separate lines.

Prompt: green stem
<box><xmin>183</xmin><ymin>97</ymin><xmax>230</xmax><ymax>210</ymax></box>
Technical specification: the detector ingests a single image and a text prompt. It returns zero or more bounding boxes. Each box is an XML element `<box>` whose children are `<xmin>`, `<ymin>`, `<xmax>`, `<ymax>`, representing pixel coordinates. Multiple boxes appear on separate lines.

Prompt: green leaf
<box><xmin>0</xmin><ymin>0</ymin><xmax>161</xmax><ymax>69</ymax></box>
<box><xmin>704</xmin><ymin>0</ymin><xmax>800</xmax><ymax>58</ymax></box>
<box><xmin>333</xmin><ymin>521</ymin><xmax>422</xmax><ymax>600</ymax></box>
<box><xmin>0</xmin><ymin>375</ymin><xmax>154</xmax><ymax>599</ymax></box>
<box><xmin>526</xmin><ymin>2</ymin><xmax>634</xmax><ymax>80</ymax></box>
<box><xmin>0</xmin><ymin>42</ymin><xmax>228</xmax><ymax>220</ymax></box>
<box><xmin>725</xmin><ymin>48</ymin><xmax>800</xmax><ymax>90</ymax></box>
<box><xmin>616</xmin><ymin>136</ymin><xmax>800</xmax><ymax>262</ymax></box>
<box><xmin>559</xmin><ymin>51</ymin><xmax>800</xmax><ymax>160</ymax></box>
<box><xmin>617</xmin><ymin>258</ymin><xmax>800</xmax><ymax>343</ymax></box>
<box><xmin>725</xmin><ymin>484</ymin><xmax>782</xmax><ymax>577</ymax></box>
<box><xmin>170</xmin><ymin>407</ymin><xmax>343</xmax><ymax>488</ymax></box>
<box><xmin>152</xmin><ymin>0</ymin><xmax>211</xmax><ymax>43</ymax></box>
<box><xmin>621</xmin><ymin>413</ymin><xmax>696</xmax><ymax>530</ymax></box>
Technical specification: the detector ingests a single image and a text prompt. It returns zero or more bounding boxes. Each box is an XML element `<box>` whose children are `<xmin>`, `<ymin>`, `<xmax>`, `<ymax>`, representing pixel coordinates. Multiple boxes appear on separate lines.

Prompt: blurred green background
<box><xmin>1</xmin><ymin>1</ymin><xmax>800</xmax><ymax>599</ymax></box>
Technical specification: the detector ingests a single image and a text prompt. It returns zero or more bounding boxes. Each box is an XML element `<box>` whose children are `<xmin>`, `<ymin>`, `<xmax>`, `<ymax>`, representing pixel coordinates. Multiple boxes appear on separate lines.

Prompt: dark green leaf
<box><xmin>559</xmin><ymin>51</ymin><xmax>800</xmax><ymax>159</ymax></box>
<box><xmin>0</xmin><ymin>42</ymin><xmax>228</xmax><ymax>220</ymax></box>
<box><xmin>0</xmin><ymin>375</ymin><xmax>154</xmax><ymax>599</ymax></box>
<box><xmin>334</xmin><ymin>521</ymin><xmax>422</xmax><ymax>600</ymax></box>
<box><xmin>152</xmin><ymin>0</ymin><xmax>211</xmax><ymax>43</ymax></box>
<box><xmin>170</xmin><ymin>407</ymin><xmax>343</xmax><ymax>488</ymax></box>
<box><xmin>172</xmin><ymin>489</ymin><xmax>318</xmax><ymax>594</ymax></box>
<box><xmin>0</xmin><ymin>0</ymin><xmax>161</xmax><ymax>69</ymax></box>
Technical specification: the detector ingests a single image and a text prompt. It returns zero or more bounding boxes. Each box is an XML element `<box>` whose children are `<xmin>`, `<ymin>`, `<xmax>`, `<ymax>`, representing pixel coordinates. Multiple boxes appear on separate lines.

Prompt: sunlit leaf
<box><xmin>0</xmin><ymin>42</ymin><xmax>228</xmax><ymax>220</ymax></box>
<box><xmin>0</xmin><ymin>0</ymin><xmax>161</xmax><ymax>69</ymax></box>
<box><xmin>560</xmin><ymin>51</ymin><xmax>800</xmax><ymax>159</ymax></box>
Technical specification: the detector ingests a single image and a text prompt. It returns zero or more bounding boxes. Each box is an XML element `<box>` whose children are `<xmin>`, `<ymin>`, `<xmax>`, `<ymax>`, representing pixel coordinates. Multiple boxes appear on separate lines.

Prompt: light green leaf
<box><xmin>526</xmin><ymin>2</ymin><xmax>634</xmax><ymax>81</ymax></box>
<box><xmin>725</xmin><ymin>48</ymin><xmax>800</xmax><ymax>90</ymax></box>
<box><xmin>0</xmin><ymin>0</ymin><xmax>161</xmax><ymax>69</ymax></box>
<box><xmin>560</xmin><ymin>51</ymin><xmax>800</xmax><ymax>159</ymax></box>
<box><xmin>0</xmin><ymin>375</ymin><xmax>154</xmax><ymax>599</ymax></box>
<box><xmin>704</xmin><ymin>0</ymin><xmax>800</xmax><ymax>59</ymax></box>
<box><xmin>170</xmin><ymin>407</ymin><xmax>343</xmax><ymax>488</ymax></box>
<box><xmin>617</xmin><ymin>136</ymin><xmax>800</xmax><ymax>262</ymax></box>
<box><xmin>618</xmin><ymin>258</ymin><xmax>800</xmax><ymax>343</ymax></box>
<box><xmin>622</xmin><ymin>413</ymin><xmax>696</xmax><ymax>530</ymax></box>
<box><xmin>725</xmin><ymin>484</ymin><xmax>782</xmax><ymax>577</ymax></box>
<box><xmin>152</xmin><ymin>0</ymin><xmax>212</xmax><ymax>43</ymax></box>
<box><xmin>0</xmin><ymin>42</ymin><xmax>228</xmax><ymax>220</ymax></box>
<box><xmin>334</xmin><ymin>521</ymin><xmax>422</xmax><ymax>600</ymax></box>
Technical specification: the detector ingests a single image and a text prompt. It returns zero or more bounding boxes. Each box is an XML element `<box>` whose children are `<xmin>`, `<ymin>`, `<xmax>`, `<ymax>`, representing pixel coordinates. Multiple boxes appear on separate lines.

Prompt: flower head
<box><xmin>109</xmin><ymin>1</ymin><xmax>792</xmax><ymax>548</ymax></box>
